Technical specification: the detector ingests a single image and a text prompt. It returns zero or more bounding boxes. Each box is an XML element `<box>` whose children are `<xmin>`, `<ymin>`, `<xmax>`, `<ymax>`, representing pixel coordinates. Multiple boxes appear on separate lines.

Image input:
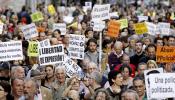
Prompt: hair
<box><xmin>119</xmin><ymin>64</ymin><xmax>132</xmax><ymax>76</ymax></box>
<box><xmin>93</xmin><ymin>89</ymin><xmax>111</xmax><ymax>100</ymax></box>
<box><xmin>53</xmin><ymin>29</ymin><xmax>61</xmax><ymax>34</ymax></box>
<box><xmin>168</xmin><ymin>35</ymin><xmax>175</xmax><ymax>40</ymax></box>
<box><xmin>102</xmin><ymin>39</ymin><xmax>112</xmax><ymax>49</ymax></box>
<box><xmin>114</xmin><ymin>41</ymin><xmax>123</xmax><ymax>49</ymax></box>
<box><xmin>108</xmin><ymin>70</ymin><xmax>121</xmax><ymax>86</ymax></box>
<box><xmin>0</xmin><ymin>81</ymin><xmax>12</xmax><ymax>100</ymax></box>
<box><xmin>11</xmin><ymin>66</ymin><xmax>24</xmax><ymax>79</ymax></box>
<box><xmin>136</xmin><ymin>40</ymin><xmax>143</xmax><ymax>45</ymax></box>
<box><xmin>55</xmin><ymin>66</ymin><xmax>66</xmax><ymax>74</ymax></box>
<box><xmin>138</xmin><ymin>62</ymin><xmax>147</xmax><ymax>71</ymax></box>
<box><xmin>147</xmin><ymin>60</ymin><xmax>158</xmax><ymax>69</ymax></box>
<box><xmin>154</xmin><ymin>37</ymin><xmax>163</xmax><ymax>44</ymax></box>
<box><xmin>86</xmin><ymin>38</ymin><xmax>97</xmax><ymax>47</ymax></box>
<box><xmin>133</xmin><ymin>76</ymin><xmax>145</xmax><ymax>85</ymax></box>
<box><xmin>122</xmin><ymin>89</ymin><xmax>139</xmax><ymax>100</ymax></box>
<box><xmin>145</xmin><ymin>44</ymin><xmax>156</xmax><ymax>51</ymax></box>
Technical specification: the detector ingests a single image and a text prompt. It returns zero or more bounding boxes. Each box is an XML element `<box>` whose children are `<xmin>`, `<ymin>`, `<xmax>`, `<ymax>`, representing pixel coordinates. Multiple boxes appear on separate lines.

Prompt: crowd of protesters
<box><xmin>0</xmin><ymin>0</ymin><xmax>175</xmax><ymax>100</ymax></box>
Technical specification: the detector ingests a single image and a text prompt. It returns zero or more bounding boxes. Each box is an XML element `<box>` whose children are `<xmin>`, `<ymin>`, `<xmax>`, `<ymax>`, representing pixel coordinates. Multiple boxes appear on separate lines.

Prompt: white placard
<box><xmin>91</xmin><ymin>21</ymin><xmax>105</xmax><ymax>31</ymax></box>
<box><xmin>157</xmin><ymin>22</ymin><xmax>170</xmax><ymax>35</ymax></box>
<box><xmin>63</xmin><ymin>16</ymin><xmax>74</xmax><ymax>24</ymax></box>
<box><xmin>39</xmin><ymin>44</ymin><xmax>64</xmax><ymax>66</ymax></box>
<box><xmin>91</xmin><ymin>4</ymin><xmax>110</xmax><ymax>21</ymax></box>
<box><xmin>0</xmin><ymin>23</ymin><xmax>3</xmax><ymax>34</ymax></box>
<box><xmin>0</xmin><ymin>41</ymin><xmax>23</xmax><ymax>61</ymax></box>
<box><xmin>149</xmin><ymin>73</ymin><xmax>175</xmax><ymax>99</ymax></box>
<box><xmin>39</xmin><ymin>39</ymin><xmax>50</xmax><ymax>48</ymax></box>
<box><xmin>144</xmin><ymin>68</ymin><xmax>163</xmax><ymax>100</ymax></box>
<box><xmin>53</xmin><ymin>23</ymin><xmax>66</xmax><ymax>35</ymax></box>
<box><xmin>85</xmin><ymin>2</ymin><xmax>92</xmax><ymax>9</ymax></box>
<box><xmin>64</xmin><ymin>55</ymin><xmax>83</xmax><ymax>77</ymax></box>
<box><xmin>145</xmin><ymin>22</ymin><xmax>157</xmax><ymax>35</ymax></box>
<box><xmin>68</xmin><ymin>34</ymin><xmax>85</xmax><ymax>59</ymax></box>
<box><xmin>138</xmin><ymin>16</ymin><xmax>148</xmax><ymax>22</ymax></box>
<box><xmin>20</xmin><ymin>23</ymin><xmax>38</xmax><ymax>40</ymax></box>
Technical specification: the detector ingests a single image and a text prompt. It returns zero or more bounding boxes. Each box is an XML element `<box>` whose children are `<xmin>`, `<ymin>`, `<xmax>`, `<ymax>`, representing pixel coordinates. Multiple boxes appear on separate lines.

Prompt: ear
<box><xmin>112</xmin><ymin>79</ymin><xmax>115</xmax><ymax>83</ymax></box>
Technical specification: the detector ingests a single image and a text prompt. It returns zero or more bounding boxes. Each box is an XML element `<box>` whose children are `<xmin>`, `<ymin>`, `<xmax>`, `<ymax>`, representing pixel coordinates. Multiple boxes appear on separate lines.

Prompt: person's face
<box><xmin>164</xmin><ymin>63</ymin><xmax>173</xmax><ymax>72</ymax></box>
<box><xmin>148</xmin><ymin>63</ymin><xmax>156</xmax><ymax>69</ymax></box>
<box><xmin>133</xmin><ymin>80</ymin><xmax>145</xmax><ymax>97</ymax></box>
<box><xmin>55</xmin><ymin>69</ymin><xmax>65</xmax><ymax>83</ymax></box>
<box><xmin>87</xmin><ymin>31</ymin><xmax>93</xmax><ymax>38</ymax></box>
<box><xmin>114</xmin><ymin>46</ymin><xmax>122</xmax><ymax>55</ymax></box>
<box><xmin>0</xmin><ymin>86</ymin><xmax>7</xmax><ymax>100</ymax></box>
<box><xmin>168</xmin><ymin>37</ymin><xmax>175</xmax><ymax>46</ymax></box>
<box><xmin>95</xmin><ymin>92</ymin><xmax>106</xmax><ymax>100</ymax></box>
<box><xmin>39</xmin><ymin>33</ymin><xmax>46</xmax><ymax>41</ymax></box>
<box><xmin>113</xmin><ymin>73</ymin><xmax>123</xmax><ymax>86</ymax></box>
<box><xmin>156</xmin><ymin>40</ymin><xmax>163</xmax><ymax>46</ymax></box>
<box><xmin>122</xmin><ymin>67</ymin><xmax>130</xmax><ymax>79</ymax></box>
<box><xmin>135</xmin><ymin>42</ymin><xmax>142</xmax><ymax>53</ymax></box>
<box><xmin>24</xmin><ymin>81</ymin><xmax>36</xmax><ymax>99</ymax></box>
<box><xmin>144</xmin><ymin>39</ymin><xmax>151</xmax><ymax>46</ymax></box>
<box><xmin>15</xmin><ymin>67</ymin><xmax>25</xmax><ymax>79</ymax></box>
<box><xmin>12</xmin><ymin>79</ymin><xmax>24</xmax><ymax>97</ymax></box>
<box><xmin>88</xmin><ymin>66</ymin><xmax>96</xmax><ymax>74</ymax></box>
<box><xmin>71</xmin><ymin>78</ymin><xmax>80</xmax><ymax>91</ymax></box>
<box><xmin>53</xmin><ymin>31</ymin><xmax>61</xmax><ymax>38</ymax></box>
<box><xmin>63</xmin><ymin>34</ymin><xmax>70</xmax><ymax>44</ymax></box>
<box><xmin>88</xmin><ymin>42</ymin><xmax>97</xmax><ymax>53</ymax></box>
<box><xmin>124</xmin><ymin>93</ymin><xmax>136</xmax><ymax>100</ymax></box>
<box><xmin>81</xmin><ymin>22</ymin><xmax>87</xmax><ymax>29</ymax></box>
<box><xmin>138</xmin><ymin>65</ymin><xmax>147</xmax><ymax>74</ymax></box>
<box><xmin>45</xmin><ymin>66</ymin><xmax>54</xmax><ymax>78</ymax></box>
<box><xmin>122</xmin><ymin>56</ymin><xmax>130</xmax><ymax>64</ymax></box>
<box><xmin>129</xmin><ymin>39</ymin><xmax>136</xmax><ymax>48</ymax></box>
<box><xmin>147</xmin><ymin>47</ymin><xmax>156</xmax><ymax>59</ymax></box>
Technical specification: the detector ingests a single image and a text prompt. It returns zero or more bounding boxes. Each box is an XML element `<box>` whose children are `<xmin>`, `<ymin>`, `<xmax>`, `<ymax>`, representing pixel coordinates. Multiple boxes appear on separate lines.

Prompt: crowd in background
<box><xmin>0</xmin><ymin>0</ymin><xmax>175</xmax><ymax>100</ymax></box>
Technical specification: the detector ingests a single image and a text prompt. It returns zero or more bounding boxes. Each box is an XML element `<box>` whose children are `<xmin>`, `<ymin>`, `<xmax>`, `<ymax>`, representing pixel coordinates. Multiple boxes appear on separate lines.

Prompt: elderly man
<box><xmin>11</xmin><ymin>66</ymin><xmax>25</xmax><ymax>80</ymax></box>
<box><xmin>11</xmin><ymin>78</ymin><xmax>24</xmax><ymax>100</ymax></box>
<box><xmin>24</xmin><ymin>79</ymin><xmax>37</xmax><ymax>100</ymax></box>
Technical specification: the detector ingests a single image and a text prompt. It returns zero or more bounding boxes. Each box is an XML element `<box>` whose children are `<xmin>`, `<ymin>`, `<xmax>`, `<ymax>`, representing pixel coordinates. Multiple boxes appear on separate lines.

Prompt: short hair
<box><xmin>55</xmin><ymin>66</ymin><xmax>66</xmax><ymax>74</ymax></box>
<box><xmin>168</xmin><ymin>35</ymin><xmax>175</xmax><ymax>40</ymax></box>
<box><xmin>93</xmin><ymin>89</ymin><xmax>111</xmax><ymax>100</ymax></box>
<box><xmin>114</xmin><ymin>41</ymin><xmax>123</xmax><ymax>49</ymax></box>
<box><xmin>133</xmin><ymin>76</ymin><xmax>145</xmax><ymax>84</ymax></box>
<box><xmin>122</xmin><ymin>89</ymin><xmax>139</xmax><ymax>100</ymax></box>
<box><xmin>145</xmin><ymin>44</ymin><xmax>156</xmax><ymax>51</ymax></box>
<box><xmin>138</xmin><ymin>62</ymin><xmax>147</xmax><ymax>70</ymax></box>
<box><xmin>108</xmin><ymin>70</ymin><xmax>121</xmax><ymax>86</ymax></box>
<box><xmin>154</xmin><ymin>37</ymin><xmax>163</xmax><ymax>44</ymax></box>
<box><xmin>11</xmin><ymin>78</ymin><xmax>23</xmax><ymax>86</ymax></box>
<box><xmin>87</xmin><ymin>62</ymin><xmax>97</xmax><ymax>69</ymax></box>
<box><xmin>53</xmin><ymin>29</ymin><xmax>61</xmax><ymax>34</ymax></box>
<box><xmin>86</xmin><ymin>38</ymin><xmax>97</xmax><ymax>46</ymax></box>
<box><xmin>119</xmin><ymin>64</ymin><xmax>132</xmax><ymax>76</ymax></box>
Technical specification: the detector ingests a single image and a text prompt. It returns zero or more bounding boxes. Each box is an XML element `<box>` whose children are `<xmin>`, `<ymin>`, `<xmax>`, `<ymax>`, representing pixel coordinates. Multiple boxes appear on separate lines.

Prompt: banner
<box><xmin>68</xmin><ymin>34</ymin><xmax>85</xmax><ymax>59</ymax></box>
<box><xmin>91</xmin><ymin>21</ymin><xmax>105</xmax><ymax>31</ymax></box>
<box><xmin>107</xmin><ymin>20</ymin><xmax>120</xmax><ymax>37</ymax></box>
<box><xmin>0</xmin><ymin>41</ymin><xmax>23</xmax><ymax>61</ymax></box>
<box><xmin>27</xmin><ymin>41</ymin><xmax>39</xmax><ymax>57</ymax></box>
<box><xmin>134</xmin><ymin>22</ymin><xmax>148</xmax><ymax>34</ymax></box>
<box><xmin>156</xmin><ymin>46</ymin><xmax>175</xmax><ymax>63</ymax></box>
<box><xmin>145</xmin><ymin>22</ymin><xmax>157</xmax><ymax>35</ymax></box>
<box><xmin>91</xmin><ymin>4</ymin><xmax>110</xmax><ymax>21</ymax></box>
<box><xmin>31</xmin><ymin>12</ymin><xmax>44</xmax><ymax>22</ymax></box>
<box><xmin>157</xmin><ymin>22</ymin><xmax>170</xmax><ymax>35</ymax></box>
<box><xmin>20</xmin><ymin>23</ymin><xmax>38</xmax><ymax>40</ymax></box>
<box><xmin>0</xmin><ymin>23</ymin><xmax>3</xmax><ymax>34</ymax></box>
<box><xmin>39</xmin><ymin>44</ymin><xmax>64</xmax><ymax>65</ymax></box>
<box><xmin>149</xmin><ymin>73</ymin><xmax>175</xmax><ymax>99</ymax></box>
<box><xmin>144</xmin><ymin>68</ymin><xmax>163</xmax><ymax>100</ymax></box>
<box><xmin>117</xmin><ymin>19</ymin><xmax>128</xmax><ymax>29</ymax></box>
<box><xmin>53</xmin><ymin>23</ymin><xmax>67</xmax><ymax>35</ymax></box>
<box><xmin>48</xmin><ymin>4</ymin><xmax>56</xmax><ymax>15</ymax></box>
<box><xmin>39</xmin><ymin>39</ymin><xmax>50</xmax><ymax>48</ymax></box>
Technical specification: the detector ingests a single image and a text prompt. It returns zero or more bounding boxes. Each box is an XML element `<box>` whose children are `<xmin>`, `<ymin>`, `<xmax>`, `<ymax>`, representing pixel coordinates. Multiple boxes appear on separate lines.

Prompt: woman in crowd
<box><xmin>147</xmin><ymin>60</ymin><xmax>158</xmax><ymax>69</ymax></box>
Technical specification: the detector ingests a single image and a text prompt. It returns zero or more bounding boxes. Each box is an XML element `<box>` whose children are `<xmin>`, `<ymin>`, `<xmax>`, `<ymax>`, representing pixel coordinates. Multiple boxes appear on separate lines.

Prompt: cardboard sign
<box><xmin>68</xmin><ymin>34</ymin><xmax>85</xmax><ymax>59</ymax></box>
<box><xmin>149</xmin><ymin>73</ymin><xmax>175</xmax><ymax>99</ymax></box>
<box><xmin>109</xmin><ymin>12</ymin><xmax>119</xmax><ymax>18</ymax></box>
<box><xmin>107</xmin><ymin>20</ymin><xmax>120</xmax><ymax>37</ymax></box>
<box><xmin>39</xmin><ymin>44</ymin><xmax>64</xmax><ymax>66</ymax></box>
<box><xmin>20</xmin><ymin>23</ymin><xmax>38</xmax><ymax>40</ymax></box>
<box><xmin>0</xmin><ymin>23</ymin><xmax>3</xmax><ymax>34</ymax></box>
<box><xmin>134</xmin><ymin>22</ymin><xmax>148</xmax><ymax>34</ymax></box>
<box><xmin>48</xmin><ymin>4</ymin><xmax>56</xmax><ymax>15</ymax></box>
<box><xmin>0</xmin><ymin>41</ymin><xmax>23</xmax><ymax>61</ymax></box>
<box><xmin>27</xmin><ymin>41</ymin><xmax>39</xmax><ymax>57</ymax></box>
<box><xmin>144</xmin><ymin>68</ymin><xmax>163</xmax><ymax>100</ymax></box>
<box><xmin>31</xmin><ymin>12</ymin><xmax>44</xmax><ymax>22</ymax></box>
<box><xmin>138</xmin><ymin>16</ymin><xmax>148</xmax><ymax>22</ymax></box>
<box><xmin>157</xmin><ymin>22</ymin><xmax>170</xmax><ymax>35</ymax></box>
<box><xmin>117</xmin><ymin>19</ymin><xmax>128</xmax><ymax>29</ymax></box>
<box><xmin>91</xmin><ymin>4</ymin><xmax>110</xmax><ymax>21</ymax></box>
<box><xmin>53</xmin><ymin>23</ymin><xmax>66</xmax><ymax>35</ymax></box>
<box><xmin>64</xmin><ymin>56</ymin><xmax>83</xmax><ymax>77</ymax></box>
<box><xmin>156</xmin><ymin>46</ymin><xmax>175</xmax><ymax>63</ymax></box>
<box><xmin>39</xmin><ymin>39</ymin><xmax>50</xmax><ymax>48</ymax></box>
<box><xmin>91</xmin><ymin>21</ymin><xmax>105</xmax><ymax>31</ymax></box>
<box><xmin>145</xmin><ymin>22</ymin><xmax>157</xmax><ymax>35</ymax></box>
<box><xmin>85</xmin><ymin>2</ymin><xmax>92</xmax><ymax>9</ymax></box>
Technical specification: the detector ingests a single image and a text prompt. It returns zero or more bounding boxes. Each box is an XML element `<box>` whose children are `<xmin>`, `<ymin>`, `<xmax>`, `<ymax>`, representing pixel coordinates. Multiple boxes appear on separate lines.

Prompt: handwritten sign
<box><xmin>134</xmin><ymin>22</ymin><xmax>148</xmax><ymax>34</ymax></box>
<box><xmin>107</xmin><ymin>20</ymin><xmax>120</xmax><ymax>37</ymax></box>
